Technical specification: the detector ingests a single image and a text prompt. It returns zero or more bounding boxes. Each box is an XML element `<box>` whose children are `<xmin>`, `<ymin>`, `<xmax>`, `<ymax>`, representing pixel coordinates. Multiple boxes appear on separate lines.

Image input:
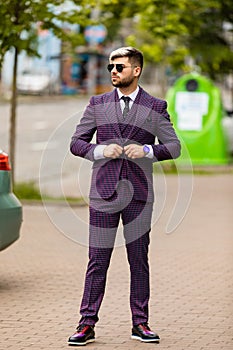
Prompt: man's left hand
<box><xmin>124</xmin><ymin>144</ymin><xmax>145</xmax><ymax>159</ymax></box>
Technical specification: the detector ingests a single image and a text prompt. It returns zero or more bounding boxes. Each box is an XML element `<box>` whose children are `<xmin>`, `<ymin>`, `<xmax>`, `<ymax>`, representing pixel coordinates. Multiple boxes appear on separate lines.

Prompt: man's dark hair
<box><xmin>109</xmin><ymin>47</ymin><xmax>143</xmax><ymax>70</ymax></box>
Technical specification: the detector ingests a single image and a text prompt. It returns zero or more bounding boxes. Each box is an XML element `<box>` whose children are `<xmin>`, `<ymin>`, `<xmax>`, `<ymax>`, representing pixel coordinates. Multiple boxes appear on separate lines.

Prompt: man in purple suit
<box><xmin>68</xmin><ymin>47</ymin><xmax>181</xmax><ymax>346</ymax></box>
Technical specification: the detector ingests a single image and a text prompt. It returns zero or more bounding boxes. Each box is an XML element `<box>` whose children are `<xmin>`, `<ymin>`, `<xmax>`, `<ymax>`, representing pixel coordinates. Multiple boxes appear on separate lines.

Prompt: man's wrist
<box><xmin>143</xmin><ymin>145</ymin><xmax>150</xmax><ymax>155</ymax></box>
<box><xmin>94</xmin><ymin>145</ymin><xmax>106</xmax><ymax>160</ymax></box>
<box><xmin>143</xmin><ymin>144</ymin><xmax>153</xmax><ymax>159</ymax></box>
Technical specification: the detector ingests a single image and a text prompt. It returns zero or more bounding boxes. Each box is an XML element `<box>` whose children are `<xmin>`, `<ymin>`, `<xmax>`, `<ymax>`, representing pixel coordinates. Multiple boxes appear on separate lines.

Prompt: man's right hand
<box><xmin>103</xmin><ymin>144</ymin><xmax>123</xmax><ymax>159</ymax></box>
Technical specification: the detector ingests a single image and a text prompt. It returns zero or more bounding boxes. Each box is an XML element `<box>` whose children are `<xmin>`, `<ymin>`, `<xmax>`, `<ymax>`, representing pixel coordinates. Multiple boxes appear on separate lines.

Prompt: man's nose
<box><xmin>111</xmin><ymin>66</ymin><xmax>118</xmax><ymax>73</ymax></box>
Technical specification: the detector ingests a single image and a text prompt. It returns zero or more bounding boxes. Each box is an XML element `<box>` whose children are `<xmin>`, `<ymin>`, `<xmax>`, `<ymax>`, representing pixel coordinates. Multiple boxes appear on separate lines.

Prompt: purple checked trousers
<box><xmin>79</xmin><ymin>181</ymin><xmax>153</xmax><ymax>326</ymax></box>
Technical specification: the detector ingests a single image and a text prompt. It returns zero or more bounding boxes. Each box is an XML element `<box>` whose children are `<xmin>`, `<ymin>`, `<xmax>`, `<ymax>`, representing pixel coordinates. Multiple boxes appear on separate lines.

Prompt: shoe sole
<box><xmin>131</xmin><ymin>335</ymin><xmax>160</xmax><ymax>343</ymax></box>
<box><xmin>68</xmin><ymin>338</ymin><xmax>95</xmax><ymax>346</ymax></box>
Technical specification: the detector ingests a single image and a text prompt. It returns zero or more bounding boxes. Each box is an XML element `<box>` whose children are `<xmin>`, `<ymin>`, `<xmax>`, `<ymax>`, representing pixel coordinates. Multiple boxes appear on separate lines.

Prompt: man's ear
<box><xmin>134</xmin><ymin>66</ymin><xmax>141</xmax><ymax>77</ymax></box>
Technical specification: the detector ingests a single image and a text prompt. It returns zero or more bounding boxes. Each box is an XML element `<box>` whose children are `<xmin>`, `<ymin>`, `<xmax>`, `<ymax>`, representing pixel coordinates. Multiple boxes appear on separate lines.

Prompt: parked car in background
<box><xmin>223</xmin><ymin>110</ymin><xmax>233</xmax><ymax>156</ymax></box>
<box><xmin>0</xmin><ymin>150</ymin><xmax>22</xmax><ymax>251</ymax></box>
<box><xmin>17</xmin><ymin>67</ymin><xmax>59</xmax><ymax>95</ymax></box>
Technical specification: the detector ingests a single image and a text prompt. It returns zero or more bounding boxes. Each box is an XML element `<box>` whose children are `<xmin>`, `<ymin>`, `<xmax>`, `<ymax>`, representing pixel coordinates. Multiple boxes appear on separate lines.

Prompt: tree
<box><xmin>0</xmin><ymin>0</ymin><xmax>93</xmax><ymax>185</ymax></box>
<box><xmin>100</xmin><ymin>0</ymin><xmax>233</xmax><ymax>80</ymax></box>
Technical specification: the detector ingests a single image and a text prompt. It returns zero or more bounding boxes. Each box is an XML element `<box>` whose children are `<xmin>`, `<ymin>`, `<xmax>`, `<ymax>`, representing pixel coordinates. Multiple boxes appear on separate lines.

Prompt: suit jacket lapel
<box><xmin>103</xmin><ymin>89</ymin><xmax>123</xmax><ymax>140</ymax></box>
<box><xmin>126</xmin><ymin>87</ymin><xmax>152</xmax><ymax>140</ymax></box>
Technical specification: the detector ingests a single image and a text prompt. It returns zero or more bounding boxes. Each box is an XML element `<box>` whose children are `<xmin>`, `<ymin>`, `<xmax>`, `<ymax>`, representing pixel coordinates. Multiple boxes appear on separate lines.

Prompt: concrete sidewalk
<box><xmin>0</xmin><ymin>174</ymin><xmax>233</xmax><ymax>350</ymax></box>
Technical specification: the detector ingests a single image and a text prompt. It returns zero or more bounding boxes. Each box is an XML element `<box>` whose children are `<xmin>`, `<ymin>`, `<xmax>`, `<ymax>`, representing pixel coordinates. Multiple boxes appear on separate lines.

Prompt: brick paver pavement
<box><xmin>0</xmin><ymin>174</ymin><xmax>233</xmax><ymax>350</ymax></box>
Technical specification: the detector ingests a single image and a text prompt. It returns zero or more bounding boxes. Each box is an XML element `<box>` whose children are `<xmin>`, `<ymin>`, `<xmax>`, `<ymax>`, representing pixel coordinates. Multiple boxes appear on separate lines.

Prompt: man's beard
<box><xmin>111</xmin><ymin>75</ymin><xmax>135</xmax><ymax>88</ymax></box>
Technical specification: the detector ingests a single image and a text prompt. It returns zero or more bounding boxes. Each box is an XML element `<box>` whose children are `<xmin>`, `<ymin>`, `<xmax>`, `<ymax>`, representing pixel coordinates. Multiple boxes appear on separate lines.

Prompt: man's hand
<box><xmin>124</xmin><ymin>144</ymin><xmax>145</xmax><ymax>159</ymax></box>
<box><xmin>103</xmin><ymin>144</ymin><xmax>124</xmax><ymax>158</ymax></box>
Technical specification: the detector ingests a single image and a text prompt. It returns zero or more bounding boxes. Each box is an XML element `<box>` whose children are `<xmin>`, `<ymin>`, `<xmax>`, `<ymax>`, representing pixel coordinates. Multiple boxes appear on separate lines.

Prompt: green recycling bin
<box><xmin>166</xmin><ymin>72</ymin><xmax>229</xmax><ymax>165</ymax></box>
<box><xmin>0</xmin><ymin>150</ymin><xmax>22</xmax><ymax>251</ymax></box>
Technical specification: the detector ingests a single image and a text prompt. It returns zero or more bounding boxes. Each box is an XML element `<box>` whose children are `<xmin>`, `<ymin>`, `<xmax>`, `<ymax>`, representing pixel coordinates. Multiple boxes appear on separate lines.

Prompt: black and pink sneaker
<box><xmin>68</xmin><ymin>324</ymin><xmax>95</xmax><ymax>346</ymax></box>
<box><xmin>131</xmin><ymin>323</ymin><xmax>160</xmax><ymax>343</ymax></box>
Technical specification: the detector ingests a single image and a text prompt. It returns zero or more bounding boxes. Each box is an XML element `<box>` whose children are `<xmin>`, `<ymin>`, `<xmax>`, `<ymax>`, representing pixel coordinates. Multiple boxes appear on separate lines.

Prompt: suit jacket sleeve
<box><xmin>152</xmin><ymin>100</ymin><xmax>181</xmax><ymax>161</ymax></box>
<box><xmin>70</xmin><ymin>96</ymin><xmax>97</xmax><ymax>162</ymax></box>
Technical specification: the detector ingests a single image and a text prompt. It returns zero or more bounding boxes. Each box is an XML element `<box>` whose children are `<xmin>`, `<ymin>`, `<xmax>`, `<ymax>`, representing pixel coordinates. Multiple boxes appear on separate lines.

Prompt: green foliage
<box><xmin>0</xmin><ymin>0</ymin><xmax>97</xmax><ymax>185</ymax></box>
<box><xmin>1</xmin><ymin>0</ymin><xmax>232</xmax><ymax>78</ymax></box>
<box><xmin>14</xmin><ymin>181</ymin><xmax>42</xmax><ymax>200</ymax></box>
<box><xmin>0</xmin><ymin>0</ymin><xmax>94</xmax><ymax>68</ymax></box>
<box><xmin>100</xmin><ymin>0</ymin><xmax>233</xmax><ymax>79</ymax></box>
<box><xmin>14</xmin><ymin>181</ymin><xmax>86</xmax><ymax>205</ymax></box>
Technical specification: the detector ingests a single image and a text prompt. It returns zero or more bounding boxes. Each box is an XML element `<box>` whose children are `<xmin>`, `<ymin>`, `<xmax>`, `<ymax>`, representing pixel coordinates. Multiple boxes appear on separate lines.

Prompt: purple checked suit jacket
<box><xmin>70</xmin><ymin>86</ymin><xmax>181</xmax><ymax>203</ymax></box>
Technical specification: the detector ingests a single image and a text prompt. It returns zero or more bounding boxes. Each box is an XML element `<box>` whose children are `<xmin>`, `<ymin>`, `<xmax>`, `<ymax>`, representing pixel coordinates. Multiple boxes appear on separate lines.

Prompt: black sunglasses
<box><xmin>107</xmin><ymin>63</ymin><xmax>135</xmax><ymax>73</ymax></box>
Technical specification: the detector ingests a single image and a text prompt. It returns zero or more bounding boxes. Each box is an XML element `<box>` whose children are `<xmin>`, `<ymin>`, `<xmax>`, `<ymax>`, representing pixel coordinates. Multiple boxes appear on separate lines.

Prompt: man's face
<box><xmin>109</xmin><ymin>56</ymin><xmax>140</xmax><ymax>88</ymax></box>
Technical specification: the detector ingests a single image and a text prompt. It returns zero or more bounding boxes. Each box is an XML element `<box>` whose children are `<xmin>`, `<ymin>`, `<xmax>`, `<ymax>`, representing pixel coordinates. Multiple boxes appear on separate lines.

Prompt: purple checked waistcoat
<box><xmin>70</xmin><ymin>86</ymin><xmax>181</xmax><ymax>203</ymax></box>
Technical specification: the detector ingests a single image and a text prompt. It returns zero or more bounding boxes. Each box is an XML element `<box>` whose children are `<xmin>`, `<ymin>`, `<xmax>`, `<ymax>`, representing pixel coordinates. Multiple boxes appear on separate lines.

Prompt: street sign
<box><xmin>84</xmin><ymin>24</ymin><xmax>107</xmax><ymax>44</ymax></box>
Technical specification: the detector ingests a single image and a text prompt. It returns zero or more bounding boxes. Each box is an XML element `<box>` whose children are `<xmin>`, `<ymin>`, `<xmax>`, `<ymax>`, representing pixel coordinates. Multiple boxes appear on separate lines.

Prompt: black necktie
<box><xmin>122</xmin><ymin>96</ymin><xmax>131</xmax><ymax>119</ymax></box>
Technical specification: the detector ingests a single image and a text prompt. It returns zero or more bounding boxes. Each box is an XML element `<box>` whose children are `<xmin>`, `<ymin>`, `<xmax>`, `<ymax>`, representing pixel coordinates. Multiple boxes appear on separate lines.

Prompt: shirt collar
<box><xmin>117</xmin><ymin>86</ymin><xmax>139</xmax><ymax>101</ymax></box>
